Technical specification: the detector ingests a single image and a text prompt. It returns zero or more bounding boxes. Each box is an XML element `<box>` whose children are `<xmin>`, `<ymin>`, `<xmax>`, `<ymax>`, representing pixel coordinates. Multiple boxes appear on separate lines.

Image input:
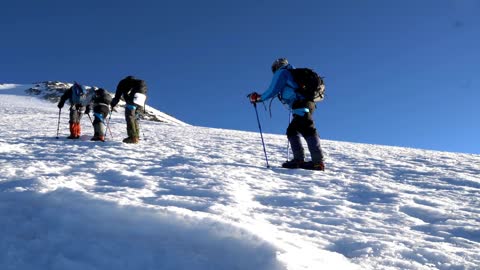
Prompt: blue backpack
<box><xmin>71</xmin><ymin>83</ymin><xmax>90</xmax><ymax>106</ymax></box>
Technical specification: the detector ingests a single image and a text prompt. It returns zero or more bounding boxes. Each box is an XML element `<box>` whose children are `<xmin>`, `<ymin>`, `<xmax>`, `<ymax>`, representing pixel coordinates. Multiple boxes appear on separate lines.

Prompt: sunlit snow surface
<box><xmin>1</xmin><ymin>85</ymin><xmax>479</xmax><ymax>270</ymax></box>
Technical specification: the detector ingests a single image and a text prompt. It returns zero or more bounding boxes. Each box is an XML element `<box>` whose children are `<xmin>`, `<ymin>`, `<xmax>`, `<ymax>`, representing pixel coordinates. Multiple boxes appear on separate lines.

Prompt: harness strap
<box><xmin>126</xmin><ymin>104</ymin><xmax>137</xmax><ymax>111</ymax></box>
<box><xmin>292</xmin><ymin>108</ymin><xmax>310</xmax><ymax>116</ymax></box>
<box><xmin>94</xmin><ymin>112</ymin><xmax>106</xmax><ymax>125</ymax></box>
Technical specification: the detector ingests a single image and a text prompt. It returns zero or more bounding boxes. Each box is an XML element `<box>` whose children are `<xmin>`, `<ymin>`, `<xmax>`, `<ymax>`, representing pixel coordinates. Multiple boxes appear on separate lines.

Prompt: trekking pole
<box><xmin>87</xmin><ymin>113</ymin><xmax>93</xmax><ymax>125</ymax></box>
<box><xmin>286</xmin><ymin>112</ymin><xmax>291</xmax><ymax>161</ymax></box>
<box><xmin>106</xmin><ymin>111</ymin><xmax>113</xmax><ymax>139</ymax></box>
<box><xmin>56</xmin><ymin>108</ymin><xmax>62</xmax><ymax>139</ymax></box>
<box><xmin>252</xmin><ymin>102</ymin><xmax>270</xmax><ymax>168</ymax></box>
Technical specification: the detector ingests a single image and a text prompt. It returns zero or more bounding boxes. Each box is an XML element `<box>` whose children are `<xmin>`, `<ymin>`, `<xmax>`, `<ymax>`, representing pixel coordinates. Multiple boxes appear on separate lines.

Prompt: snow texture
<box><xmin>1</xmin><ymin>84</ymin><xmax>479</xmax><ymax>270</ymax></box>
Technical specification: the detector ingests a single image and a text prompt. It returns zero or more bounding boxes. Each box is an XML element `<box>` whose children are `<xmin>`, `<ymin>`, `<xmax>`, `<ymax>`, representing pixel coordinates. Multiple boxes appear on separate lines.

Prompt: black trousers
<box><xmin>285</xmin><ymin>101</ymin><xmax>324</xmax><ymax>162</ymax></box>
<box><xmin>287</xmin><ymin>100</ymin><xmax>317</xmax><ymax>137</ymax></box>
<box><xmin>286</xmin><ymin>113</ymin><xmax>318</xmax><ymax>138</ymax></box>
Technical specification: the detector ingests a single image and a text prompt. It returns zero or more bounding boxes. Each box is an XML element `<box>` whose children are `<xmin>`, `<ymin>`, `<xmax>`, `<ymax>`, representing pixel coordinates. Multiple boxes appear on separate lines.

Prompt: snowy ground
<box><xmin>1</xmin><ymin>85</ymin><xmax>479</xmax><ymax>270</ymax></box>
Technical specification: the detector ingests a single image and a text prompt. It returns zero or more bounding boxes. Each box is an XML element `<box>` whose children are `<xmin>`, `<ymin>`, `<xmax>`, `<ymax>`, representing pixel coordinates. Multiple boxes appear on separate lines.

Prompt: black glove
<box><xmin>111</xmin><ymin>98</ymin><xmax>119</xmax><ymax>108</ymax></box>
<box><xmin>57</xmin><ymin>101</ymin><xmax>64</xmax><ymax>109</ymax></box>
<box><xmin>248</xmin><ymin>92</ymin><xmax>261</xmax><ymax>103</ymax></box>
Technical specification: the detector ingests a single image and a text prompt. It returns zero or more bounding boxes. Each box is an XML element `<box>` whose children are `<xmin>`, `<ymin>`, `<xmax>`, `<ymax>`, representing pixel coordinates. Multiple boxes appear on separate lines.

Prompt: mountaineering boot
<box><xmin>67</xmin><ymin>123</ymin><xmax>78</xmax><ymax>139</ymax></box>
<box><xmin>90</xmin><ymin>136</ymin><xmax>105</xmax><ymax>142</ymax></box>
<box><xmin>90</xmin><ymin>130</ymin><xmax>99</xmax><ymax>141</ymax></box>
<box><xmin>282</xmin><ymin>159</ymin><xmax>305</xmax><ymax>169</ymax></box>
<box><xmin>300</xmin><ymin>161</ymin><xmax>325</xmax><ymax>171</ymax></box>
<box><xmin>122</xmin><ymin>136</ymin><xmax>139</xmax><ymax>144</ymax></box>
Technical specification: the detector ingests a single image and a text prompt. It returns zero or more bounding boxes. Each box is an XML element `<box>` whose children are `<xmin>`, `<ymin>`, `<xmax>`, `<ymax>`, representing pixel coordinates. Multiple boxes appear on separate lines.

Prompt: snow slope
<box><xmin>1</xmin><ymin>84</ymin><xmax>479</xmax><ymax>270</ymax></box>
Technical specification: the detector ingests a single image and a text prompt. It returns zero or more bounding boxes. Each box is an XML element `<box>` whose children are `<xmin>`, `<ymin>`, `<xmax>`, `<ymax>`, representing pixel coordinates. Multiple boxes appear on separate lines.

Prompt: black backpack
<box><xmin>128</xmin><ymin>78</ymin><xmax>147</xmax><ymax>95</ymax></box>
<box><xmin>289</xmin><ymin>68</ymin><xmax>325</xmax><ymax>102</ymax></box>
<box><xmin>124</xmin><ymin>78</ymin><xmax>147</xmax><ymax>107</ymax></box>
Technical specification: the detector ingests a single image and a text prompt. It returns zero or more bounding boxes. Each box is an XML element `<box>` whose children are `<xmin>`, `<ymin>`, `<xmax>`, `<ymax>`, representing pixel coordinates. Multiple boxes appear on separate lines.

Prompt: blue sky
<box><xmin>1</xmin><ymin>0</ymin><xmax>479</xmax><ymax>154</ymax></box>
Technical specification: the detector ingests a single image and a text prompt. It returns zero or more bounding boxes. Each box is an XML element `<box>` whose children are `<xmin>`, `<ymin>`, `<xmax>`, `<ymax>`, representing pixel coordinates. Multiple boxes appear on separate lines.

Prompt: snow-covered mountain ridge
<box><xmin>3</xmin><ymin>81</ymin><xmax>188</xmax><ymax>126</ymax></box>
<box><xmin>1</xmin><ymin>85</ymin><xmax>479</xmax><ymax>270</ymax></box>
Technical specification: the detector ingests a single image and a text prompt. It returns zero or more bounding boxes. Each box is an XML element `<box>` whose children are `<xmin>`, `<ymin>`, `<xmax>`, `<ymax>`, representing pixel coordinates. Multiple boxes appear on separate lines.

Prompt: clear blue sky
<box><xmin>1</xmin><ymin>0</ymin><xmax>479</xmax><ymax>154</ymax></box>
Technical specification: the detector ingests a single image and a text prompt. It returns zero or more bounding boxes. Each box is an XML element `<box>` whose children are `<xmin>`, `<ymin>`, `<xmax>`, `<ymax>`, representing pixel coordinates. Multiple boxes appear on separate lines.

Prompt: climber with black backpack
<box><xmin>248</xmin><ymin>58</ymin><xmax>326</xmax><ymax>171</ymax></box>
<box><xmin>110</xmin><ymin>75</ymin><xmax>147</xmax><ymax>144</ymax></box>
<box><xmin>85</xmin><ymin>88</ymin><xmax>112</xmax><ymax>142</ymax></box>
<box><xmin>57</xmin><ymin>82</ymin><xmax>92</xmax><ymax>139</ymax></box>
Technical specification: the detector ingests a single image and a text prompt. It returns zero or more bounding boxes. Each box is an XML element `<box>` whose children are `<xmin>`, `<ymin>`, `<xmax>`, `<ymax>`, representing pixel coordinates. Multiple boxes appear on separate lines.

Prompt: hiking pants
<box><xmin>125</xmin><ymin>106</ymin><xmax>139</xmax><ymax>138</ymax></box>
<box><xmin>93</xmin><ymin>115</ymin><xmax>106</xmax><ymax>137</ymax></box>
<box><xmin>286</xmin><ymin>112</ymin><xmax>324</xmax><ymax>163</ymax></box>
<box><xmin>69</xmin><ymin>105</ymin><xmax>84</xmax><ymax>124</ymax></box>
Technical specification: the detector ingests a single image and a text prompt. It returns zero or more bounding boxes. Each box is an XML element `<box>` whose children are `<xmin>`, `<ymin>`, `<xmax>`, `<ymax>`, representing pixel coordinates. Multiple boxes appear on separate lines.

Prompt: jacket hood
<box><xmin>281</xmin><ymin>63</ymin><xmax>295</xmax><ymax>70</ymax></box>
